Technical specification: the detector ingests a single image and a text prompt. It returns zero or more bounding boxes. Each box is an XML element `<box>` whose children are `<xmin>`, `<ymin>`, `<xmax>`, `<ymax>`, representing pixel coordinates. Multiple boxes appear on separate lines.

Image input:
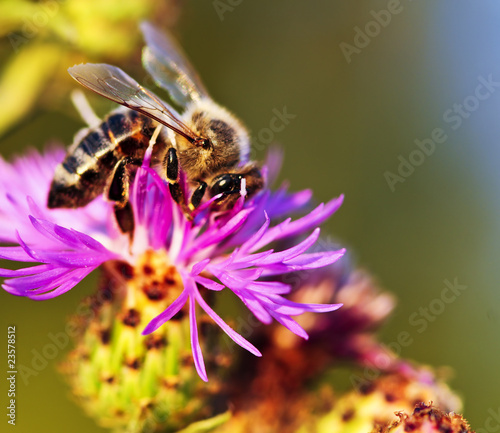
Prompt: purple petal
<box><xmin>185</xmin><ymin>208</ymin><xmax>253</xmax><ymax>256</ymax></box>
<box><xmin>27</xmin><ymin>268</ymin><xmax>94</xmax><ymax>300</ymax></box>
<box><xmin>263</xmin><ymin>146</ymin><xmax>284</xmax><ymax>186</ymax></box>
<box><xmin>142</xmin><ymin>289</ymin><xmax>189</xmax><ymax>335</ymax></box>
<box><xmin>229</xmin><ymin>250</ymin><xmax>275</xmax><ymax>268</ymax></box>
<box><xmin>258</xmin><ymin>294</ymin><xmax>342</xmax><ymax>315</ymax></box>
<box><xmin>272</xmin><ymin>195</ymin><xmax>344</xmax><ymax>242</ymax></box>
<box><xmin>244</xmin><ymin>281</ymin><xmax>291</xmax><ymax>295</ymax></box>
<box><xmin>0</xmin><ymin>246</ymin><xmax>37</xmax><ymax>262</ymax></box>
<box><xmin>248</xmin><ymin>217</ymin><xmax>292</xmax><ymax>253</ymax></box>
<box><xmin>262</xmin><ymin>187</ymin><xmax>313</xmax><ymax>219</ymax></box>
<box><xmin>231</xmin><ymin>289</ymin><xmax>273</xmax><ymax>324</ymax></box>
<box><xmin>0</xmin><ymin>264</ymin><xmax>54</xmax><ymax>277</ymax></box>
<box><xmin>215</xmin><ymin>270</ymin><xmax>263</xmax><ymax>290</ymax></box>
<box><xmin>16</xmin><ymin>232</ymin><xmax>42</xmax><ymax>261</ymax></box>
<box><xmin>260</xmin><ymin>249</ymin><xmax>345</xmax><ymax>276</ymax></box>
<box><xmin>254</xmin><ymin>228</ymin><xmax>321</xmax><ymax>266</ymax></box>
<box><xmin>194</xmin><ymin>287</ymin><xmax>261</xmax><ymax>357</ymax></box>
<box><xmin>28</xmin><ymin>250</ymin><xmax>113</xmax><ymax>267</ymax></box>
<box><xmin>189</xmin><ymin>294</ymin><xmax>208</xmax><ymax>382</ymax></box>
<box><xmin>191</xmin><ymin>259</ymin><xmax>210</xmax><ymax>276</ymax></box>
<box><xmin>2</xmin><ymin>284</ymin><xmax>24</xmax><ymax>296</ymax></box>
<box><xmin>238</xmin><ymin>214</ymin><xmax>270</xmax><ymax>254</ymax></box>
<box><xmin>284</xmin><ymin>249</ymin><xmax>346</xmax><ymax>267</ymax></box>
<box><xmin>4</xmin><ymin>267</ymin><xmax>70</xmax><ymax>289</ymax></box>
<box><xmin>193</xmin><ymin>275</ymin><xmax>225</xmax><ymax>291</ymax></box>
<box><xmin>269</xmin><ymin>311</ymin><xmax>309</xmax><ymax>340</ymax></box>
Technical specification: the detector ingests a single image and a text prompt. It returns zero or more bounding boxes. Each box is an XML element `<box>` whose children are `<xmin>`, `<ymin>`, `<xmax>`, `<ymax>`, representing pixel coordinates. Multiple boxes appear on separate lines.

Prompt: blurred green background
<box><xmin>1</xmin><ymin>0</ymin><xmax>499</xmax><ymax>431</ymax></box>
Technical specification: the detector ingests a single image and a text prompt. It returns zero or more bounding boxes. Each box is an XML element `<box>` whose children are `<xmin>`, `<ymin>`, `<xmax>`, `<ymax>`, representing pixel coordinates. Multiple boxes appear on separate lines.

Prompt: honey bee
<box><xmin>48</xmin><ymin>22</ymin><xmax>263</xmax><ymax>233</ymax></box>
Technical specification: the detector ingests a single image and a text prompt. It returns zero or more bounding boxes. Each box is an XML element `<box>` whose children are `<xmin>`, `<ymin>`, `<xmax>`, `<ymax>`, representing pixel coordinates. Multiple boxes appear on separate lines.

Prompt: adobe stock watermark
<box><xmin>248</xmin><ymin>106</ymin><xmax>296</xmax><ymax>159</ymax></box>
<box><xmin>7</xmin><ymin>0</ymin><xmax>61</xmax><ymax>53</ymax></box>
<box><xmin>384</xmin><ymin>74</ymin><xmax>500</xmax><ymax>192</ymax></box>
<box><xmin>16</xmin><ymin>285</ymin><xmax>115</xmax><ymax>386</ymax></box>
<box><xmin>340</xmin><ymin>0</ymin><xmax>414</xmax><ymax>64</ymax></box>
<box><xmin>213</xmin><ymin>0</ymin><xmax>244</xmax><ymax>21</ymax></box>
<box><xmin>350</xmin><ymin>278</ymin><xmax>467</xmax><ymax>392</ymax></box>
<box><xmin>476</xmin><ymin>407</ymin><xmax>500</xmax><ymax>433</ymax></box>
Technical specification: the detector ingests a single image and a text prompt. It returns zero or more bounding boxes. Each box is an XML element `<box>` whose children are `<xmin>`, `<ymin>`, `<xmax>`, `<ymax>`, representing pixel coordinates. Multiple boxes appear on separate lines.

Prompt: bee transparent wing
<box><xmin>140</xmin><ymin>21</ymin><xmax>209</xmax><ymax>107</ymax></box>
<box><xmin>68</xmin><ymin>63</ymin><xmax>201</xmax><ymax>143</ymax></box>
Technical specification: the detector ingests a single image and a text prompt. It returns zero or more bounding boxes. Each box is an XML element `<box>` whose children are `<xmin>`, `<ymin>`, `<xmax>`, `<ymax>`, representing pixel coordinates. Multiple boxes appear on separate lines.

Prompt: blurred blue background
<box><xmin>1</xmin><ymin>1</ymin><xmax>499</xmax><ymax>431</ymax></box>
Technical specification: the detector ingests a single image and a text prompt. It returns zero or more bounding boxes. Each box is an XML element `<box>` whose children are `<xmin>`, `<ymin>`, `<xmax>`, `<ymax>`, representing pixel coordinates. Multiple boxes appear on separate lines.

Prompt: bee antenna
<box><xmin>193</xmin><ymin>137</ymin><xmax>211</xmax><ymax>150</ymax></box>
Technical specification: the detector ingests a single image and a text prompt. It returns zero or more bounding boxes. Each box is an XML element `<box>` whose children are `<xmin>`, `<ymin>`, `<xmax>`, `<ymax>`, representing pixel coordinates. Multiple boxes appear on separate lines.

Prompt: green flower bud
<box><xmin>60</xmin><ymin>252</ymin><xmax>226</xmax><ymax>433</ymax></box>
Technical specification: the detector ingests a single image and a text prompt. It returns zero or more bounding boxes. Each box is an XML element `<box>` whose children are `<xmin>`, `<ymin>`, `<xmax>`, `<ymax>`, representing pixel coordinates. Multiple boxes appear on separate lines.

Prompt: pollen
<box><xmin>133</xmin><ymin>250</ymin><xmax>184</xmax><ymax>304</ymax></box>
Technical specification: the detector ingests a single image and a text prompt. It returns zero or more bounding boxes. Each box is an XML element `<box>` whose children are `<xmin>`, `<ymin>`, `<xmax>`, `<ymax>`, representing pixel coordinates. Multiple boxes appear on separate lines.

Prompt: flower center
<box><xmin>102</xmin><ymin>250</ymin><xmax>185</xmax><ymax>330</ymax></box>
<box><xmin>135</xmin><ymin>249</ymin><xmax>184</xmax><ymax>304</ymax></box>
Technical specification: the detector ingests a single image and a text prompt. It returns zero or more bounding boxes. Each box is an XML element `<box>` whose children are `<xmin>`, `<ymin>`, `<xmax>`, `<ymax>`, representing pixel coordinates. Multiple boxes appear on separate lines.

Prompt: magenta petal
<box><xmin>4</xmin><ymin>267</ymin><xmax>71</xmax><ymax>289</ymax></box>
<box><xmin>142</xmin><ymin>290</ymin><xmax>189</xmax><ymax>335</ymax></box>
<box><xmin>264</xmin><ymin>188</ymin><xmax>313</xmax><ymax>219</ymax></box>
<box><xmin>257</xmin><ymin>228</ymin><xmax>320</xmax><ymax>265</ymax></box>
<box><xmin>2</xmin><ymin>284</ymin><xmax>24</xmax><ymax>296</ymax></box>
<box><xmin>215</xmin><ymin>270</ymin><xmax>262</xmax><ymax>290</ymax></box>
<box><xmin>284</xmin><ymin>249</ymin><xmax>346</xmax><ymax>267</ymax></box>
<box><xmin>16</xmin><ymin>232</ymin><xmax>42</xmax><ymax>261</ymax></box>
<box><xmin>0</xmin><ymin>264</ymin><xmax>54</xmax><ymax>277</ymax></box>
<box><xmin>248</xmin><ymin>217</ymin><xmax>292</xmax><ymax>252</ymax></box>
<box><xmin>27</xmin><ymin>268</ymin><xmax>94</xmax><ymax>300</ymax></box>
<box><xmin>245</xmin><ymin>281</ymin><xmax>291</xmax><ymax>295</ymax></box>
<box><xmin>230</xmin><ymin>249</ymin><xmax>274</xmax><ymax>268</ymax></box>
<box><xmin>259</xmin><ymin>294</ymin><xmax>342</xmax><ymax>315</ymax></box>
<box><xmin>194</xmin><ymin>287</ymin><xmax>261</xmax><ymax>357</ymax></box>
<box><xmin>193</xmin><ymin>275</ymin><xmax>225</xmax><ymax>291</ymax></box>
<box><xmin>191</xmin><ymin>258</ymin><xmax>210</xmax><ymax>276</ymax></box>
<box><xmin>30</xmin><ymin>217</ymin><xmax>87</xmax><ymax>249</ymax></box>
<box><xmin>189</xmin><ymin>294</ymin><xmax>208</xmax><ymax>382</ymax></box>
<box><xmin>239</xmin><ymin>214</ymin><xmax>270</xmax><ymax>254</ymax></box>
<box><xmin>232</xmin><ymin>289</ymin><xmax>273</xmax><ymax>324</ymax></box>
<box><xmin>263</xmin><ymin>145</ymin><xmax>283</xmax><ymax>186</ymax></box>
<box><xmin>273</xmin><ymin>195</ymin><xmax>344</xmax><ymax>242</ymax></box>
<box><xmin>189</xmin><ymin>208</ymin><xmax>253</xmax><ymax>253</ymax></box>
<box><xmin>260</xmin><ymin>249</ymin><xmax>345</xmax><ymax>276</ymax></box>
<box><xmin>269</xmin><ymin>311</ymin><xmax>309</xmax><ymax>340</ymax></box>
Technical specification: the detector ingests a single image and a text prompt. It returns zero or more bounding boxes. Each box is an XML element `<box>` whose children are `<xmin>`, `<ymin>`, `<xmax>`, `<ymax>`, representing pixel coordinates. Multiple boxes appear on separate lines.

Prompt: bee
<box><xmin>47</xmin><ymin>23</ymin><xmax>263</xmax><ymax>233</ymax></box>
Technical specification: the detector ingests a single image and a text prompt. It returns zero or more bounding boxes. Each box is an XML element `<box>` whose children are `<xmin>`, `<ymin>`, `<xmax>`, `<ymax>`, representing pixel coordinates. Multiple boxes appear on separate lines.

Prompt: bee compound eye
<box><xmin>210</xmin><ymin>174</ymin><xmax>242</xmax><ymax>196</ymax></box>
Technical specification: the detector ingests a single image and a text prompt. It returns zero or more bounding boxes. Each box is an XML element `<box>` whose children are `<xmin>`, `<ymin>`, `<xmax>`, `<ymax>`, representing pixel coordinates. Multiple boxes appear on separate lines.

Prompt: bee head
<box><xmin>183</xmin><ymin>99</ymin><xmax>250</xmax><ymax>164</ymax></box>
<box><xmin>208</xmin><ymin>164</ymin><xmax>264</xmax><ymax>211</ymax></box>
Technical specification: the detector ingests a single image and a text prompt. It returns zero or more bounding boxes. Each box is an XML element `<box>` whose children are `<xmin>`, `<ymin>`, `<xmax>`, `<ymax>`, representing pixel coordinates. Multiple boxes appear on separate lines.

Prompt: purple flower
<box><xmin>0</xmin><ymin>146</ymin><xmax>345</xmax><ymax>381</ymax></box>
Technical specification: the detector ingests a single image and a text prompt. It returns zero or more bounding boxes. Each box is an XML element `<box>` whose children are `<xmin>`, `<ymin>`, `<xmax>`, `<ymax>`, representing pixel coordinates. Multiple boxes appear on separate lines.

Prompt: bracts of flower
<box><xmin>0</xmin><ymin>145</ymin><xmax>345</xmax><ymax>382</ymax></box>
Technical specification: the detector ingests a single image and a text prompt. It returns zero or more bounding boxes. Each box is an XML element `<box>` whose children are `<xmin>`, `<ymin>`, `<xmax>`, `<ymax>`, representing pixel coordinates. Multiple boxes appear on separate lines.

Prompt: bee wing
<box><xmin>140</xmin><ymin>21</ymin><xmax>209</xmax><ymax>107</ymax></box>
<box><xmin>68</xmin><ymin>63</ymin><xmax>201</xmax><ymax>143</ymax></box>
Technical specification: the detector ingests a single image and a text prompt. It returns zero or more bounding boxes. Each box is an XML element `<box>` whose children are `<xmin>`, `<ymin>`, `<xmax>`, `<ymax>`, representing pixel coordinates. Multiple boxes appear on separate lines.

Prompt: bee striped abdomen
<box><xmin>48</xmin><ymin>110</ymin><xmax>154</xmax><ymax>209</ymax></box>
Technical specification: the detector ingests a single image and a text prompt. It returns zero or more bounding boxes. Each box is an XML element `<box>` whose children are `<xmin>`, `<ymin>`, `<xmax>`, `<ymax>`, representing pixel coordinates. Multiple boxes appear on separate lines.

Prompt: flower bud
<box><xmin>60</xmin><ymin>253</ymin><xmax>225</xmax><ymax>432</ymax></box>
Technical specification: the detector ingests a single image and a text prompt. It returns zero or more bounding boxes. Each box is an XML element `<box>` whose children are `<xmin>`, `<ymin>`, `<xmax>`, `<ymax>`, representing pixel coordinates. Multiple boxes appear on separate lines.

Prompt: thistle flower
<box><xmin>283</xmin><ymin>269</ymin><xmax>398</xmax><ymax>369</ymax></box>
<box><xmin>212</xmin><ymin>346</ymin><xmax>463</xmax><ymax>433</ymax></box>
<box><xmin>371</xmin><ymin>403</ymin><xmax>472</xmax><ymax>433</ymax></box>
<box><xmin>313</xmin><ymin>366</ymin><xmax>463</xmax><ymax>433</ymax></box>
<box><xmin>0</xmin><ymin>145</ymin><xmax>345</xmax><ymax>381</ymax></box>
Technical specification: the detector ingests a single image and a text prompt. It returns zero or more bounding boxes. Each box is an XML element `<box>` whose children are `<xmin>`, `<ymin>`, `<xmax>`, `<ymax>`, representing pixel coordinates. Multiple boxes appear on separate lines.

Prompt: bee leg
<box><xmin>189</xmin><ymin>182</ymin><xmax>207</xmax><ymax>211</ymax></box>
<box><xmin>163</xmin><ymin>147</ymin><xmax>192</xmax><ymax>217</ymax></box>
<box><xmin>165</xmin><ymin>147</ymin><xmax>179</xmax><ymax>183</ymax></box>
<box><xmin>108</xmin><ymin>156</ymin><xmax>141</xmax><ymax>237</ymax></box>
<box><xmin>114</xmin><ymin>203</ymin><xmax>135</xmax><ymax>235</ymax></box>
